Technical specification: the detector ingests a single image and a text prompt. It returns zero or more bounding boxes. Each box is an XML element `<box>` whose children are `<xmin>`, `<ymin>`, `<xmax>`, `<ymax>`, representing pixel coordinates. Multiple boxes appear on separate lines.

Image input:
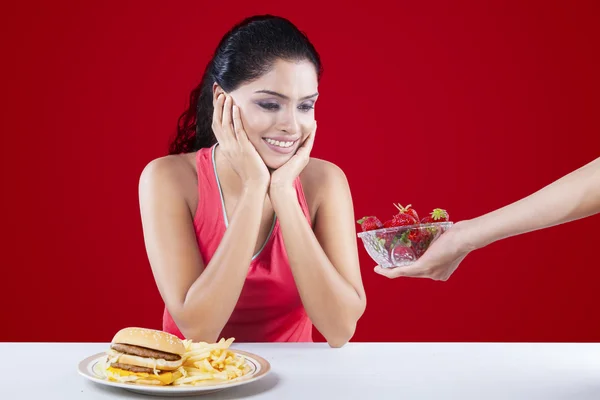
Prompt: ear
<box><xmin>212</xmin><ymin>83</ymin><xmax>225</xmax><ymax>104</ymax></box>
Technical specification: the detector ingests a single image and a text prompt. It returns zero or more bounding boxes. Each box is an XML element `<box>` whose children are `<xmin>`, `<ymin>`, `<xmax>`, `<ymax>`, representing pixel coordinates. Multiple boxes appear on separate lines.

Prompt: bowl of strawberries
<box><xmin>357</xmin><ymin>204</ymin><xmax>453</xmax><ymax>268</ymax></box>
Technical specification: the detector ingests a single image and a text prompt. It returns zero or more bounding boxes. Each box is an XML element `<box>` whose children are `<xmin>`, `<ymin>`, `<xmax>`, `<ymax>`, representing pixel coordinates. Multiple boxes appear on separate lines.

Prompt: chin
<box><xmin>253</xmin><ymin>138</ymin><xmax>299</xmax><ymax>170</ymax></box>
<box><xmin>262</xmin><ymin>154</ymin><xmax>292</xmax><ymax>170</ymax></box>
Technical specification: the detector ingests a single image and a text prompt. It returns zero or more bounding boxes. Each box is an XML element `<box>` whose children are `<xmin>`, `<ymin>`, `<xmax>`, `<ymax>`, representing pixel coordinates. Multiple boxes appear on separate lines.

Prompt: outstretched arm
<box><xmin>376</xmin><ymin>156</ymin><xmax>600</xmax><ymax>280</ymax></box>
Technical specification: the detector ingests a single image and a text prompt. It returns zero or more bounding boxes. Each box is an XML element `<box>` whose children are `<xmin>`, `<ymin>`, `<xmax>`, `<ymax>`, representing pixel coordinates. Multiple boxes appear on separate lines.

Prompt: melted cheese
<box><xmin>106</xmin><ymin>367</ymin><xmax>182</xmax><ymax>385</ymax></box>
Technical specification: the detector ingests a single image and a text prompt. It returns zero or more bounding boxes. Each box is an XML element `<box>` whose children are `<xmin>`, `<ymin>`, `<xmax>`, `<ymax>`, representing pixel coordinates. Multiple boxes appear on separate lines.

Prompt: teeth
<box><xmin>265</xmin><ymin>138</ymin><xmax>294</xmax><ymax>148</ymax></box>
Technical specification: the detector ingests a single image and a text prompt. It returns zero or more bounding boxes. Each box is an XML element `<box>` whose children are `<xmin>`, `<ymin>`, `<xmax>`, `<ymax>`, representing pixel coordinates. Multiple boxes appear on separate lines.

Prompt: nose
<box><xmin>277</xmin><ymin>107</ymin><xmax>300</xmax><ymax>135</ymax></box>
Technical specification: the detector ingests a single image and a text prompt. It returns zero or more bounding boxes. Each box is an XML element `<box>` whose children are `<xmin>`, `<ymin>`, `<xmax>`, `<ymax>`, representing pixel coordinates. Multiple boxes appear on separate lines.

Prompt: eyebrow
<box><xmin>254</xmin><ymin>90</ymin><xmax>319</xmax><ymax>101</ymax></box>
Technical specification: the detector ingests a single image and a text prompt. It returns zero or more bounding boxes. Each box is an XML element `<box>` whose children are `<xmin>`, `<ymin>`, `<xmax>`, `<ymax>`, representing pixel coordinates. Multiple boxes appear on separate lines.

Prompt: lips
<box><xmin>262</xmin><ymin>136</ymin><xmax>299</xmax><ymax>154</ymax></box>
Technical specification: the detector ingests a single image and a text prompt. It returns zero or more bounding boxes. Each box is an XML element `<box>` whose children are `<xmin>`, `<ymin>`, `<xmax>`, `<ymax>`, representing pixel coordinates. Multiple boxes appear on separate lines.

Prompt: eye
<box><xmin>298</xmin><ymin>103</ymin><xmax>315</xmax><ymax>112</ymax></box>
<box><xmin>257</xmin><ymin>102</ymin><xmax>280</xmax><ymax>111</ymax></box>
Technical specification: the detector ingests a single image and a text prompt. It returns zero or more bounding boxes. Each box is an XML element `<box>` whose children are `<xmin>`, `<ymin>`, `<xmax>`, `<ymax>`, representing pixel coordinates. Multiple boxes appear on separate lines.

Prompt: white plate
<box><xmin>78</xmin><ymin>349</ymin><xmax>271</xmax><ymax>397</ymax></box>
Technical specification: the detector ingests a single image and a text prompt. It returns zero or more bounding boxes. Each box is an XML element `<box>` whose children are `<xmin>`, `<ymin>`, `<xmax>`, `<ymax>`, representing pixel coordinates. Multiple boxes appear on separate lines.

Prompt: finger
<box><xmin>373</xmin><ymin>263</ymin><xmax>430</xmax><ymax>279</ymax></box>
<box><xmin>395</xmin><ymin>258</ymin><xmax>435</xmax><ymax>278</ymax></box>
<box><xmin>296</xmin><ymin>122</ymin><xmax>317</xmax><ymax>157</ymax></box>
<box><xmin>221</xmin><ymin>95</ymin><xmax>234</xmax><ymax>139</ymax></box>
<box><xmin>213</xmin><ymin>93</ymin><xmax>224</xmax><ymax>118</ymax></box>
<box><xmin>233</xmin><ymin>106</ymin><xmax>259</xmax><ymax>155</ymax></box>
<box><xmin>373</xmin><ymin>265</ymin><xmax>407</xmax><ymax>279</ymax></box>
<box><xmin>232</xmin><ymin>105</ymin><xmax>246</xmax><ymax>142</ymax></box>
<box><xmin>304</xmin><ymin>122</ymin><xmax>317</xmax><ymax>151</ymax></box>
<box><xmin>212</xmin><ymin>94</ymin><xmax>225</xmax><ymax>139</ymax></box>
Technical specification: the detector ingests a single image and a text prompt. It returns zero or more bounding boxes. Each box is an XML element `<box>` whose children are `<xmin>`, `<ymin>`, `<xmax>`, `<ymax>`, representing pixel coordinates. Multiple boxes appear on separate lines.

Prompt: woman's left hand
<box><xmin>269</xmin><ymin>122</ymin><xmax>317</xmax><ymax>193</ymax></box>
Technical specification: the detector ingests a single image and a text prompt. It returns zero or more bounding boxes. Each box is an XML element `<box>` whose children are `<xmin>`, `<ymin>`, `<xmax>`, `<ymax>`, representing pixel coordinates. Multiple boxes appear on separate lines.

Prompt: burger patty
<box><xmin>111</xmin><ymin>363</ymin><xmax>156</xmax><ymax>374</ymax></box>
<box><xmin>110</xmin><ymin>343</ymin><xmax>182</xmax><ymax>361</ymax></box>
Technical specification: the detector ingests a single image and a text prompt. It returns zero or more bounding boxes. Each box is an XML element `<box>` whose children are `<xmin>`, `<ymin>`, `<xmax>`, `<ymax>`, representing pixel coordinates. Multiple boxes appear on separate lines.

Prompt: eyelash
<box><xmin>299</xmin><ymin>104</ymin><xmax>315</xmax><ymax>112</ymax></box>
<box><xmin>258</xmin><ymin>103</ymin><xmax>315</xmax><ymax>112</ymax></box>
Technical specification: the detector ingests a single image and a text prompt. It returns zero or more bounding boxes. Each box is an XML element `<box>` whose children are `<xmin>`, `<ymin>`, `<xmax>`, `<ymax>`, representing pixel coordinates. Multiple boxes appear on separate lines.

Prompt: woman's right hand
<box><xmin>212</xmin><ymin>94</ymin><xmax>270</xmax><ymax>191</ymax></box>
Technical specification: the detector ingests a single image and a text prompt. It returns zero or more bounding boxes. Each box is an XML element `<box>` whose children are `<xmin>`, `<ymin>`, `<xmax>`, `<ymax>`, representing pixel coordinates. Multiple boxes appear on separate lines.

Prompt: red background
<box><xmin>2</xmin><ymin>1</ymin><xmax>599</xmax><ymax>342</ymax></box>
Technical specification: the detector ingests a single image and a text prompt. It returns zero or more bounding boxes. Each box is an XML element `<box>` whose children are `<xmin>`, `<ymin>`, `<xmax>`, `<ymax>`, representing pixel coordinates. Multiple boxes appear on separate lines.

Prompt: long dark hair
<box><xmin>168</xmin><ymin>15</ymin><xmax>322</xmax><ymax>155</ymax></box>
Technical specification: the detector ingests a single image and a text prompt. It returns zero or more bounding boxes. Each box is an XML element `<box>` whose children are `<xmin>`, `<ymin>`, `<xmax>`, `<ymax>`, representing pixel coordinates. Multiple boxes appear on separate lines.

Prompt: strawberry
<box><xmin>391</xmin><ymin>245</ymin><xmax>417</xmax><ymax>266</ymax></box>
<box><xmin>393</xmin><ymin>203</ymin><xmax>419</xmax><ymax>222</ymax></box>
<box><xmin>385</xmin><ymin>203</ymin><xmax>418</xmax><ymax>229</ymax></box>
<box><xmin>412</xmin><ymin>229</ymin><xmax>435</xmax><ymax>257</ymax></box>
<box><xmin>387</xmin><ymin>212</ymin><xmax>418</xmax><ymax>228</ymax></box>
<box><xmin>420</xmin><ymin>208</ymin><xmax>449</xmax><ymax>224</ymax></box>
<box><xmin>357</xmin><ymin>216</ymin><xmax>383</xmax><ymax>232</ymax></box>
<box><xmin>408</xmin><ymin>227</ymin><xmax>425</xmax><ymax>242</ymax></box>
<box><xmin>377</xmin><ymin>228</ymin><xmax>408</xmax><ymax>252</ymax></box>
<box><xmin>377</xmin><ymin>222</ymin><xmax>396</xmax><ymax>246</ymax></box>
<box><xmin>378</xmin><ymin>213</ymin><xmax>418</xmax><ymax>251</ymax></box>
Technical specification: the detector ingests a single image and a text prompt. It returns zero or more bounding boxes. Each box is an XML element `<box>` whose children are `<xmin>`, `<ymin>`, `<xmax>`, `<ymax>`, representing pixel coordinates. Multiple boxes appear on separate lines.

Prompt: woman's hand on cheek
<box><xmin>213</xmin><ymin>94</ymin><xmax>270</xmax><ymax>192</ymax></box>
<box><xmin>269</xmin><ymin>122</ymin><xmax>317</xmax><ymax>195</ymax></box>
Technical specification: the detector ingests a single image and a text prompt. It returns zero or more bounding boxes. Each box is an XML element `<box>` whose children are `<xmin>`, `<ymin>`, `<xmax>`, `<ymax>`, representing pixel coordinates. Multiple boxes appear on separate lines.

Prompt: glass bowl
<box><xmin>357</xmin><ymin>222</ymin><xmax>453</xmax><ymax>268</ymax></box>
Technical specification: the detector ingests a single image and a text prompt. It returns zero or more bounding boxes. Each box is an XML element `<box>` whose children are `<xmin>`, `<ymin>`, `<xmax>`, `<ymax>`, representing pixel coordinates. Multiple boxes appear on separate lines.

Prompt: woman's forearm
<box><xmin>270</xmin><ymin>188</ymin><xmax>364</xmax><ymax>347</ymax></box>
<box><xmin>464</xmin><ymin>156</ymin><xmax>600</xmax><ymax>250</ymax></box>
<box><xmin>178</xmin><ymin>188</ymin><xmax>266</xmax><ymax>341</ymax></box>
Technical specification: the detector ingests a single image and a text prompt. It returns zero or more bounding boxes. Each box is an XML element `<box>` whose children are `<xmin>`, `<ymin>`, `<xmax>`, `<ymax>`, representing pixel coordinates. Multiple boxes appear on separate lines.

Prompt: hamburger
<box><xmin>104</xmin><ymin>327</ymin><xmax>185</xmax><ymax>385</ymax></box>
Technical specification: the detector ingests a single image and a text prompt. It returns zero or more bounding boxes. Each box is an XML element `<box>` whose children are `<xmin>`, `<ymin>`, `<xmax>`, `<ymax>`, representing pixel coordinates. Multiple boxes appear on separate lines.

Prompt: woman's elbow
<box><xmin>325</xmin><ymin>321</ymin><xmax>358</xmax><ymax>348</ymax></box>
<box><xmin>185</xmin><ymin>331</ymin><xmax>220</xmax><ymax>343</ymax></box>
<box><xmin>178</xmin><ymin>324</ymin><xmax>220</xmax><ymax>343</ymax></box>
<box><xmin>327</xmin><ymin>337</ymin><xmax>350</xmax><ymax>348</ymax></box>
<box><xmin>326</xmin><ymin>300</ymin><xmax>365</xmax><ymax>348</ymax></box>
<box><xmin>170</xmin><ymin>308</ymin><xmax>220</xmax><ymax>343</ymax></box>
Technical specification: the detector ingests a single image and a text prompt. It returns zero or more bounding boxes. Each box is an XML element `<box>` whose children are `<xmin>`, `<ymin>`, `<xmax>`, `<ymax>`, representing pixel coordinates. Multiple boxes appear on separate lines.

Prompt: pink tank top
<box><xmin>162</xmin><ymin>144</ymin><xmax>314</xmax><ymax>342</ymax></box>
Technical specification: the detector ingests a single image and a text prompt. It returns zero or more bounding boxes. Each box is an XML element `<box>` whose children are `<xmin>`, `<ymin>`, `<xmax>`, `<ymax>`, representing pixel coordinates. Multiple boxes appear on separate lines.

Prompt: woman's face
<box><xmin>222</xmin><ymin>59</ymin><xmax>319</xmax><ymax>170</ymax></box>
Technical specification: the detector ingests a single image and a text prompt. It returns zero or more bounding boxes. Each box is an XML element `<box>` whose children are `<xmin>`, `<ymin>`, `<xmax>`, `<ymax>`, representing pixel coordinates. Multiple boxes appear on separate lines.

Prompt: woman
<box><xmin>139</xmin><ymin>15</ymin><xmax>366</xmax><ymax>347</ymax></box>
<box><xmin>374</xmin><ymin>156</ymin><xmax>600</xmax><ymax>280</ymax></box>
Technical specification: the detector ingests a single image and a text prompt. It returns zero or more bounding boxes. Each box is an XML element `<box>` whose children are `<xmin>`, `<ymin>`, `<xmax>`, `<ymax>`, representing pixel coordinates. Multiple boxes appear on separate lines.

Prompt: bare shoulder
<box><xmin>302</xmin><ymin>157</ymin><xmax>349</xmax><ymax>187</ymax></box>
<box><xmin>139</xmin><ymin>153</ymin><xmax>197</xmax><ymax>208</ymax></box>
<box><xmin>300</xmin><ymin>158</ymin><xmax>351</xmax><ymax>211</ymax></box>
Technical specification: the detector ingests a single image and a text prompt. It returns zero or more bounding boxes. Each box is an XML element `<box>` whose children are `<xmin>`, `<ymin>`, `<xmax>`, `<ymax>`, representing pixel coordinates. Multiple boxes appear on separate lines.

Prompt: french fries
<box><xmin>173</xmin><ymin>337</ymin><xmax>251</xmax><ymax>386</ymax></box>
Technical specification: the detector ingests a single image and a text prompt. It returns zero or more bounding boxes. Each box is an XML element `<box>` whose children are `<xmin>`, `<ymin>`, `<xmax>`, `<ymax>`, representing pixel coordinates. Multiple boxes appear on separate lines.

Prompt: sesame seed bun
<box><xmin>110</xmin><ymin>327</ymin><xmax>185</xmax><ymax>356</ymax></box>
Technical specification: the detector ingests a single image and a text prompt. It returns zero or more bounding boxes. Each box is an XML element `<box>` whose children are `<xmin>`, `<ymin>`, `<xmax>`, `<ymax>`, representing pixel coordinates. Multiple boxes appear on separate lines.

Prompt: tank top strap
<box><xmin>293</xmin><ymin>175</ymin><xmax>312</xmax><ymax>227</ymax></box>
<box><xmin>192</xmin><ymin>145</ymin><xmax>221</xmax><ymax>229</ymax></box>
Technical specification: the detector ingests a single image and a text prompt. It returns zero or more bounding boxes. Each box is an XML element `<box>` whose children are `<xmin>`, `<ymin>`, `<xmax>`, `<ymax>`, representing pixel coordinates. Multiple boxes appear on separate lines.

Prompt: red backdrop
<box><xmin>2</xmin><ymin>1</ymin><xmax>599</xmax><ymax>342</ymax></box>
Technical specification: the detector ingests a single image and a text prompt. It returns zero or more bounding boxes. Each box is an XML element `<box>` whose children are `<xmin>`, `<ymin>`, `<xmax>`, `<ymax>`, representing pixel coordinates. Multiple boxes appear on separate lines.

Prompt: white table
<box><xmin>1</xmin><ymin>342</ymin><xmax>600</xmax><ymax>399</ymax></box>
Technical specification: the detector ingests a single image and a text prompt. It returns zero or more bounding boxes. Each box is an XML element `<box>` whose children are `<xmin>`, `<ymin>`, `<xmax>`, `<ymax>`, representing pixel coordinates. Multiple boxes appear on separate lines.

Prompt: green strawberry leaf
<box><xmin>430</xmin><ymin>208</ymin><xmax>448</xmax><ymax>220</ymax></box>
<box><xmin>400</xmin><ymin>230</ymin><xmax>411</xmax><ymax>244</ymax></box>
